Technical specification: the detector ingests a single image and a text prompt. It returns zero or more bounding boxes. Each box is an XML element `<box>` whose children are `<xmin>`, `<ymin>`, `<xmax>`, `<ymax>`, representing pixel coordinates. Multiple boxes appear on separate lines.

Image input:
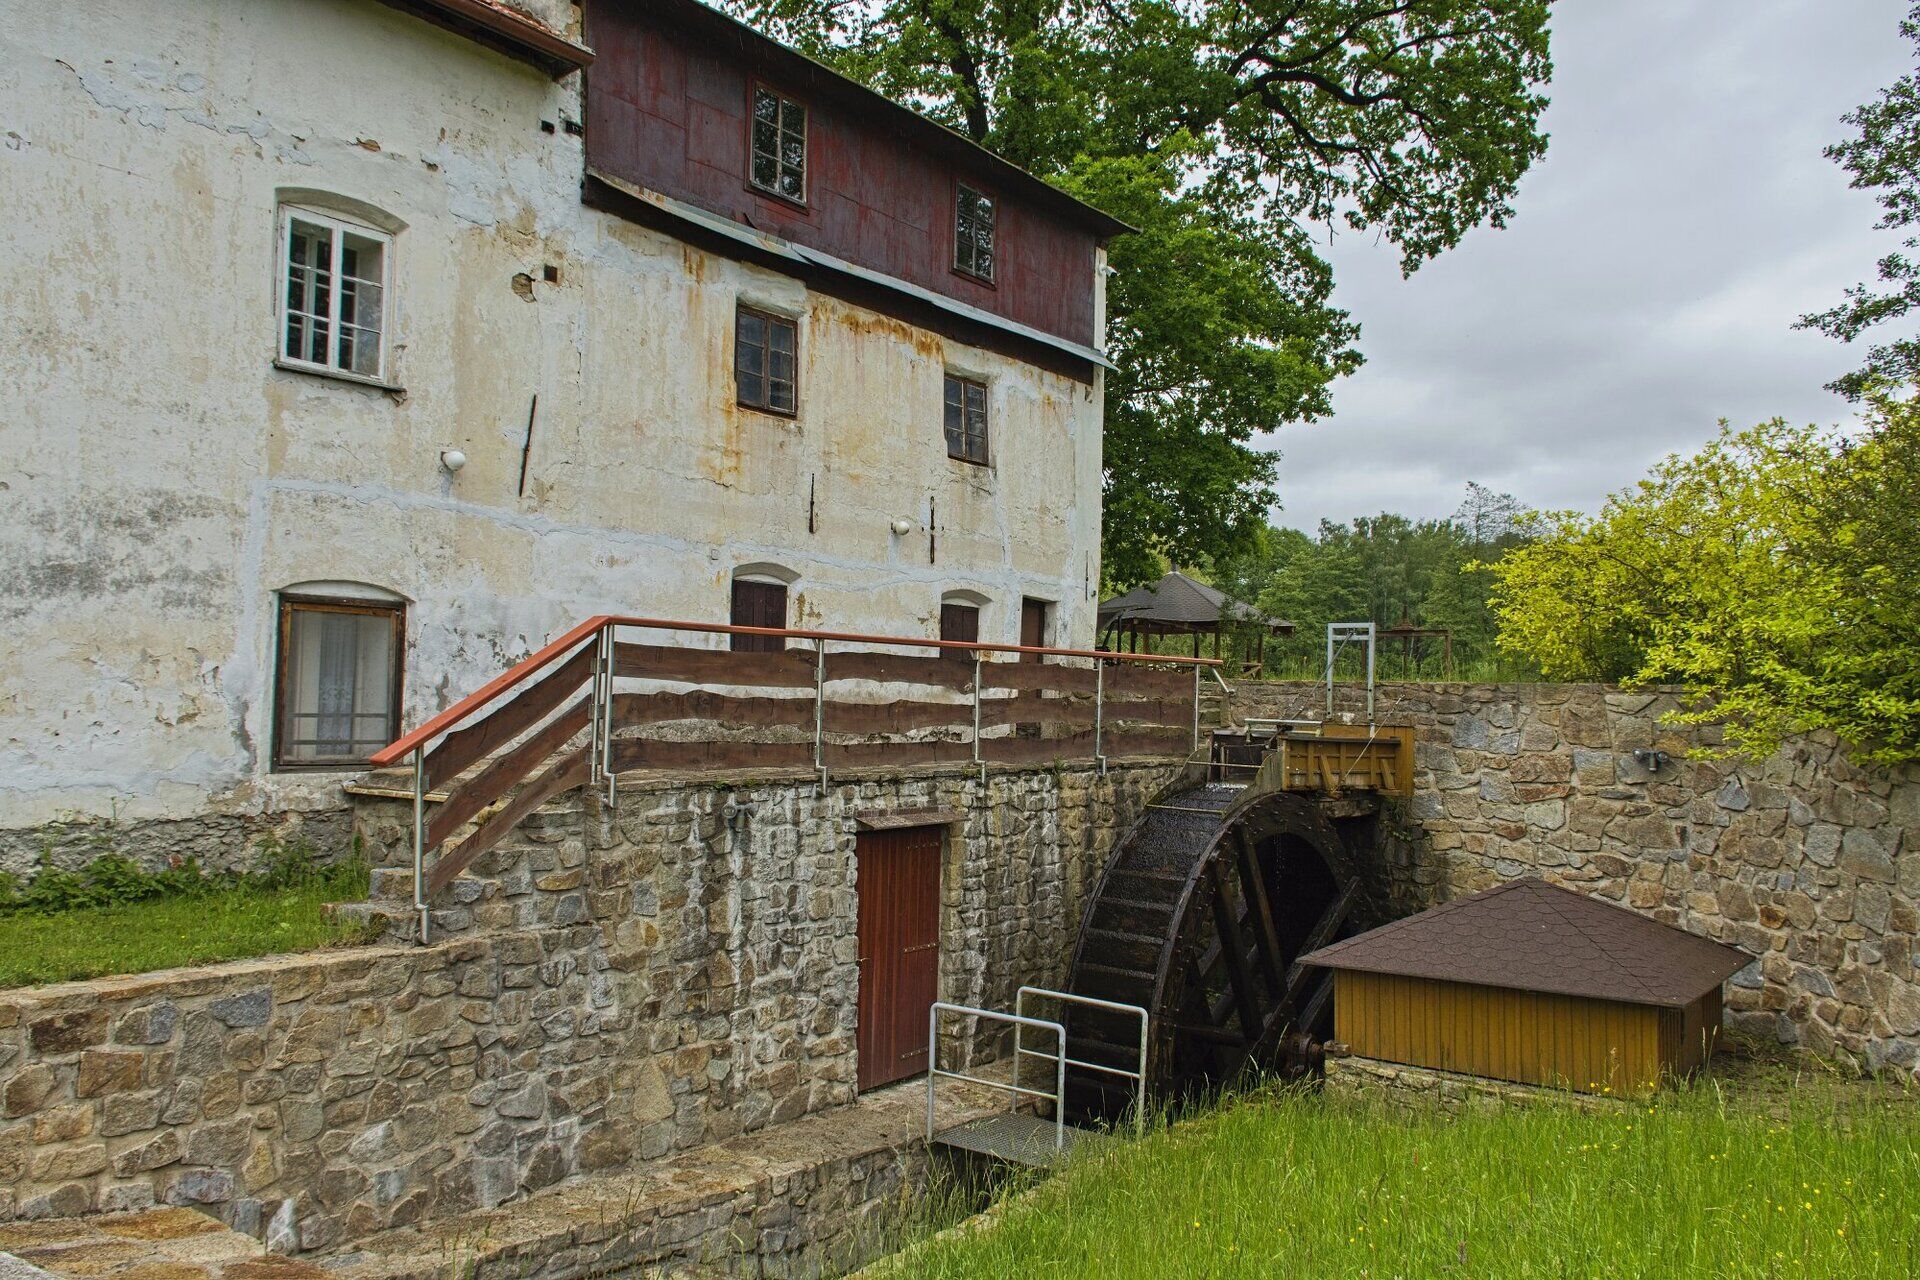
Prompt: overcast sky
<box><xmin>1270</xmin><ymin>0</ymin><xmax>1915</xmax><ymax>532</ymax></box>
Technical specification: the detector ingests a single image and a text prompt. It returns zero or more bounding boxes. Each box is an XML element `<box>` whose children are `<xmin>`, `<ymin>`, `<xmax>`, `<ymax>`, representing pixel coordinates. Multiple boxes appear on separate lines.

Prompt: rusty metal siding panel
<box><xmin>1336</xmin><ymin>971</ymin><xmax>1681</xmax><ymax>1096</ymax></box>
<box><xmin>856</xmin><ymin>825</ymin><xmax>943</xmax><ymax>1092</ymax></box>
<box><xmin>583</xmin><ymin>3</ymin><xmax>1098</xmax><ymax>349</ymax></box>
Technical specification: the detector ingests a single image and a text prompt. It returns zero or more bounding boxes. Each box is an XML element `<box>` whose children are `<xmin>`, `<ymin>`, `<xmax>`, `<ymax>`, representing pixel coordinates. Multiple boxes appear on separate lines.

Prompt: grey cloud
<box><xmin>1270</xmin><ymin>0</ymin><xmax>1915</xmax><ymax>530</ymax></box>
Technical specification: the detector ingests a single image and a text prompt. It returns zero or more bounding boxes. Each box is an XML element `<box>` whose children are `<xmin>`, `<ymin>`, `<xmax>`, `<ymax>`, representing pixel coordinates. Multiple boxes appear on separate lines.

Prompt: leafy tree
<box><xmin>1798</xmin><ymin>2</ymin><xmax>1920</xmax><ymax>398</ymax></box>
<box><xmin>1484</xmin><ymin>416</ymin><xmax>1920</xmax><ymax>763</ymax></box>
<box><xmin>731</xmin><ymin>1</ymin><xmax>1555</xmax><ymax>584</ymax></box>
<box><xmin>1207</xmin><ymin>483</ymin><xmax>1531</xmax><ymax>676</ymax></box>
<box><xmin>1796</xmin><ymin>396</ymin><xmax>1920</xmax><ymax>759</ymax></box>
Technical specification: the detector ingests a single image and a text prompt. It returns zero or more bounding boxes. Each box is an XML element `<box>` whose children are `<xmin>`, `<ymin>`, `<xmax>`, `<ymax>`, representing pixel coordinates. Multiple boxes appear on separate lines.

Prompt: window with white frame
<box><xmin>280</xmin><ymin>206</ymin><xmax>392</xmax><ymax>381</ymax></box>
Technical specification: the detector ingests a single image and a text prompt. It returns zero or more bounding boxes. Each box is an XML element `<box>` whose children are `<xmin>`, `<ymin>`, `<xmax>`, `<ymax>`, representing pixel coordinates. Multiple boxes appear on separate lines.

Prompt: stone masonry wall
<box><xmin>1230</xmin><ymin>681</ymin><xmax>1920</xmax><ymax>1078</ymax></box>
<box><xmin>1322</xmin><ymin>1052</ymin><xmax>1627</xmax><ymax>1115</ymax></box>
<box><xmin>0</xmin><ymin>806</ymin><xmax>355</xmax><ymax>881</ymax></box>
<box><xmin>0</xmin><ymin>760</ymin><xmax>1182</xmax><ymax>1252</ymax></box>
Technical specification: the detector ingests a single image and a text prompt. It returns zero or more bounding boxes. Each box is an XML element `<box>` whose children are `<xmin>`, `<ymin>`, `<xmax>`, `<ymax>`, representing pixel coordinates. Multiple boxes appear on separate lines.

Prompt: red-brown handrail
<box><xmin>371</xmin><ymin>615</ymin><xmax>1220</xmax><ymax>767</ymax></box>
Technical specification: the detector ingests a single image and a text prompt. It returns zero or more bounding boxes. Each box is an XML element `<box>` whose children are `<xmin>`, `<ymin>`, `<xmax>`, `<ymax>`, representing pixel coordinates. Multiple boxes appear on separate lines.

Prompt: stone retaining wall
<box><xmin>1231</xmin><ymin>681</ymin><xmax>1920</xmax><ymax>1076</ymax></box>
<box><xmin>0</xmin><ymin>760</ymin><xmax>1183</xmax><ymax>1251</ymax></box>
<box><xmin>1322</xmin><ymin>1052</ymin><xmax>1626</xmax><ymax>1114</ymax></box>
<box><xmin>0</xmin><ymin>807</ymin><xmax>354</xmax><ymax>881</ymax></box>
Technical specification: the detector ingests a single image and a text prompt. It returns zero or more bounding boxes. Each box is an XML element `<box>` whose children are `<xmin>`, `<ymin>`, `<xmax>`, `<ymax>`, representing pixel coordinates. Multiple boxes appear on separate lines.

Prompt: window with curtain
<box><xmin>273</xmin><ymin>596</ymin><xmax>404</xmax><ymax>767</ymax></box>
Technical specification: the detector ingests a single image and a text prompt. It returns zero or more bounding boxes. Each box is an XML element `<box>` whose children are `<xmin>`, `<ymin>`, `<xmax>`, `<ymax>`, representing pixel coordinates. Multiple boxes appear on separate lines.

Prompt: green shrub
<box><xmin>0</xmin><ymin>833</ymin><xmax>351</xmax><ymax>916</ymax></box>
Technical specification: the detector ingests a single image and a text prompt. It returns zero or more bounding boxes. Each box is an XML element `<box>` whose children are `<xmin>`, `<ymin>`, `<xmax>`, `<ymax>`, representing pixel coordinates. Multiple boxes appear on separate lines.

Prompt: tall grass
<box><xmin>887</xmin><ymin>1081</ymin><xmax>1920</xmax><ymax>1279</ymax></box>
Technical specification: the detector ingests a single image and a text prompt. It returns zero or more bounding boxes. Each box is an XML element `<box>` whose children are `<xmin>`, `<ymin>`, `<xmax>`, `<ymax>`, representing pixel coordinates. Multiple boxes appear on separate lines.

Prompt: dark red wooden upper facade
<box><xmin>580</xmin><ymin>0</ymin><xmax>1126</xmax><ymax>374</ymax></box>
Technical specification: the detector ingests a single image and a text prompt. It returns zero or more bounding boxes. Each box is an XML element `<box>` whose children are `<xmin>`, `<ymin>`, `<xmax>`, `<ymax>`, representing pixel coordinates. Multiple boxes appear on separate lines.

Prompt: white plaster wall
<box><xmin>0</xmin><ymin>0</ymin><xmax>1106</xmax><ymax>834</ymax></box>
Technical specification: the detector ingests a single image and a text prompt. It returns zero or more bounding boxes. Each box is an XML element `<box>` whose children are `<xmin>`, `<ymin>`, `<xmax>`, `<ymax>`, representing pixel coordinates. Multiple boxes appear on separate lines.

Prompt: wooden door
<box><xmin>730</xmin><ymin>579</ymin><xmax>788</xmax><ymax>652</ymax></box>
<box><xmin>856</xmin><ymin>826</ymin><xmax>943</xmax><ymax>1091</ymax></box>
<box><xmin>1019</xmin><ymin>597</ymin><xmax>1050</xmax><ymax>662</ymax></box>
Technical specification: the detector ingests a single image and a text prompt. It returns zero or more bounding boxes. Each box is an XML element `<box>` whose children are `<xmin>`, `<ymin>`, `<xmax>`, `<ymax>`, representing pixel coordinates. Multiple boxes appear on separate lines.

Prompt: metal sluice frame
<box><xmin>1325</xmin><ymin>621</ymin><xmax>1377</xmax><ymax>719</ymax></box>
<box><xmin>1015</xmin><ymin>986</ymin><xmax>1150</xmax><ymax>1137</ymax></box>
<box><xmin>926</xmin><ymin>1003</ymin><xmax>1068</xmax><ymax>1151</ymax></box>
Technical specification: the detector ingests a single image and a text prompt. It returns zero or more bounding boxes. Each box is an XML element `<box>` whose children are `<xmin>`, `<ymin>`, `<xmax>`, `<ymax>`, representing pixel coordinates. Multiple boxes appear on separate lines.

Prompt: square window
<box><xmin>944</xmin><ymin>373</ymin><xmax>988</xmax><ymax>465</ymax></box>
<box><xmin>280</xmin><ymin>207</ymin><xmax>392</xmax><ymax>382</ymax></box>
<box><xmin>750</xmin><ymin>87</ymin><xmax>807</xmax><ymax>203</ymax></box>
<box><xmin>273</xmin><ymin>597</ymin><xmax>404</xmax><ymax>768</ymax></box>
<box><xmin>737</xmin><ymin>305</ymin><xmax>798</xmax><ymax>415</ymax></box>
<box><xmin>954</xmin><ymin>185</ymin><xmax>996</xmax><ymax>282</ymax></box>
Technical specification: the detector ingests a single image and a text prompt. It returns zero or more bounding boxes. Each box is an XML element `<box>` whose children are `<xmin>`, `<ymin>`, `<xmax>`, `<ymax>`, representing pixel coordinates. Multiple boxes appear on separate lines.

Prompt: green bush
<box><xmin>0</xmin><ymin>833</ymin><xmax>347</xmax><ymax>916</ymax></box>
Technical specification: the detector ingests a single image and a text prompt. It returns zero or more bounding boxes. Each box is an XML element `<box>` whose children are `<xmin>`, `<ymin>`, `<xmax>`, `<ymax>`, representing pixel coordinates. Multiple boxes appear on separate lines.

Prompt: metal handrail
<box><xmin>927</xmin><ymin>1002</ymin><xmax>1068</xmax><ymax>1151</ymax></box>
<box><xmin>1015</xmin><ymin>987</ymin><xmax>1150</xmax><ymax>1136</ymax></box>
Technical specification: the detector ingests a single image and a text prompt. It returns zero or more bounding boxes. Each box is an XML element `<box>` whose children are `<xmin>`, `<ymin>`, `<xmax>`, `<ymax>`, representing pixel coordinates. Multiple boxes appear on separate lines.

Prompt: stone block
<box><xmin>112</xmin><ymin>1003</ymin><xmax>178</xmax><ymax>1046</ymax></box>
<box><xmin>29</xmin><ymin>1009</ymin><xmax>108</xmax><ymax>1057</ymax></box>
<box><xmin>97</xmin><ymin>1089</ymin><xmax>164</xmax><ymax>1138</ymax></box>
<box><xmin>2</xmin><ymin>1063</ymin><xmax>58</xmax><ymax>1118</ymax></box>
<box><xmin>207</xmin><ymin>988</ymin><xmax>273</xmax><ymax>1028</ymax></box>
<box><xmin>75</xmin><ymin>1049</ymin><xmax>144</xmax><ymax>1098</ymax></box>
<box><xmin>114</xmin><ymin>1129</ymin><xmax>185</xmax><ymax>1176</ymax></box>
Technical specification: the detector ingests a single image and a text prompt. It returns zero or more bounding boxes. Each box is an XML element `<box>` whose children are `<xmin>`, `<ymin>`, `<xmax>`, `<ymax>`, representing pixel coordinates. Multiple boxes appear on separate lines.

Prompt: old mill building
<box><xmin>0</xmin><ymin>0</ymin><xmax>1128</xmax><ymax>868</ymax></box>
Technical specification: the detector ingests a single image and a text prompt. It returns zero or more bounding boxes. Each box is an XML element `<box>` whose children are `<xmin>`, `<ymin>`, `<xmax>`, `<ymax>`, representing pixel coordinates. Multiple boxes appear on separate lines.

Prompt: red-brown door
<box><xmin>730</xmin><ymin>578</ymin><xmax>788</xmax><ymax>652</ymax></box>
<box><xmin>1020</xmin><ymin>597</ymin><xmax>1050</xmax><ymax>662</ymax></box>
<box><xmin>856</xmin><ymin>826</ymin><xmax>942</xmax><ymax>1091</ymax></box>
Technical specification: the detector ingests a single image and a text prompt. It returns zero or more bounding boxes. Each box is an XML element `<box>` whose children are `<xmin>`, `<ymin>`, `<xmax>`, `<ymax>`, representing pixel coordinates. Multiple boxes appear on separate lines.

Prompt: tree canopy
<box><xmin>1799</xmin><ymin>2</ymin><xmax>1920</xmax><ymax>398</ymax></box>
<box><xmin>1211</xmin><ymin>483</ymin><xmax>1531</xmax><ymax>677</ymax></box>
<box><xmin>1484</xmin><ymin>408</ymin><xmax>1920</xmax><ymax>764</ymax></box>
<box><xmin>732</xmin><ymin>0</ymin><xmax>1555</xmax><ymax>585</ymax></box>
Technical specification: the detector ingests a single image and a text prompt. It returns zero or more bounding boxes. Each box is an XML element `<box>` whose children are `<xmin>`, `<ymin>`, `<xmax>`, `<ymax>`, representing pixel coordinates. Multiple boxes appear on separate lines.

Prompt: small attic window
<box><xmin>749</xmin><ymin>86</ymin><xmax>807</xmax><ymax>204</ymax></box>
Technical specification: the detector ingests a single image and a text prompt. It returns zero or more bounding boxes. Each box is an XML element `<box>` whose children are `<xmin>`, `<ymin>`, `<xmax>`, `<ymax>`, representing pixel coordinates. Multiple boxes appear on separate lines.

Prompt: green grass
<box><xmin>888</xmin><ymin>1072</ymin><xmax>1920</xmax><ymax>1279</ymax></box>
<box><xmin>0</xmin><ymin>861</ymin><xmax>371</xmax><ymax>989</ymax></box>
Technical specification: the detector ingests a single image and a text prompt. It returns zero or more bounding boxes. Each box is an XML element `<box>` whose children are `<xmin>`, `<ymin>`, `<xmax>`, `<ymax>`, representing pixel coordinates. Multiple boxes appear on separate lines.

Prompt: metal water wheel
<box><xmin>1059</xmin><ymin>783</ymin><xmax>1369</xmax><ymax>1121</ymax></box>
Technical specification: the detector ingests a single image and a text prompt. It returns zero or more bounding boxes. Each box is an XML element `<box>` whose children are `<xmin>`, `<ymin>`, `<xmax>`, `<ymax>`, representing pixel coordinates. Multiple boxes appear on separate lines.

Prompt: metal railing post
<box><xmin>602</xmin><ymin>623</ymin><xmax>617</xmax><ymax>807</ymax></box>
<box><xmin>411</xmin><ymin>746</ymin><xmax>430</xmax><ymax>946</ymax></box>
<box><xmin>589</xmin><ymin>627</ymin><xmax>606</xmax><ymax>789</ymax></box>
<box><xmin>1191</xmin><ymin>663</ymin><xmax>1202</xmax><ymax>754</ymax></box>
<box><xmin>971</xmin><ymin>651</ymin><xmax>985</xmax><ymax>788</ymax></box>
<box><xmin>926</xmin><ymin>1014</ymin><xmax>939</xmax><ymax>1142</ymax></box>
<box><xmin>813</xmin><ymin>638</ymin><xmax>828</xmax><ymax>791</ymax></box>
<box><xmin>1093</xmin><ymin>659</ymin><xmax>1107</xmax><ymax>775</ymax></box>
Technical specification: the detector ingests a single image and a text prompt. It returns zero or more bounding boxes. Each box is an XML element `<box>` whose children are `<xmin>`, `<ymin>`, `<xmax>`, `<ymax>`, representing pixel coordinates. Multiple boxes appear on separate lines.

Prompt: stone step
<box><xmin>367</xmin><ymin>866</ymin><xmax>417</xmax><ymax>900</ymax></box>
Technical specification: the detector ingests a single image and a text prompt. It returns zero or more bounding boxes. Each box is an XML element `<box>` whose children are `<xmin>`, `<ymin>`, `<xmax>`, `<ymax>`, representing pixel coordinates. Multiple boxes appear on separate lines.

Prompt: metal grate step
<box><xmin>932</xmin><ymin>1113</ymin><xmax>1090</xmax><ymax>1167</ymax></box>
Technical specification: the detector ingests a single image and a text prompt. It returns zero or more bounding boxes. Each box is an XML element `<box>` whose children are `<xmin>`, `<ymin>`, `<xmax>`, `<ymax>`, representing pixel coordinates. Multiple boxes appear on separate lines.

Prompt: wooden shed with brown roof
<box><xmin>1300</xmin><ymin>879</ymin><xmax>1752</xmax><ymax>1095</ymax></box>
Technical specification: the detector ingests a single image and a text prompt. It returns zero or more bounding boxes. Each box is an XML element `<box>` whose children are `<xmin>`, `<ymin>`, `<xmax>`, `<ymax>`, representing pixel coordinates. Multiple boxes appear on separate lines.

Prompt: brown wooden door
<box><xmin>1019</xmin><ymin>597</ymin><xmax>1050</xmax><ymax>661</ymax></box>
<box><xmin>856</xmin><ymin>825</ymin><xmax>942</xmax><ymax>1091</ymax></box>
<box><xmin>939</xmin><ymin>602</ymin><xmax>979</xmax><ymax>656</ymax></box>
<box><xmin>730</xmin><ymin>579</ymin><xmax>788</xmax><ymax>651</ymax></box>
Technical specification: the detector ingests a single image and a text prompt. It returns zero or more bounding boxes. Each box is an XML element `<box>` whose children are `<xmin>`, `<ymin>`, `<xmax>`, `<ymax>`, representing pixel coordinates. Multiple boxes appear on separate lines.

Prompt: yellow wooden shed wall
<box><xmin>1332</xmin><ymin>971</ymin><xmax>1717</xmax><ymax>1095</ymax></box>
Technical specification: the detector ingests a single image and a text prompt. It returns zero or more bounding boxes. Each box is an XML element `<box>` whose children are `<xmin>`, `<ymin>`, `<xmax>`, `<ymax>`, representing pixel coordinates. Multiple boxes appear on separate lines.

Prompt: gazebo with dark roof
<box><xmin>1097</xmin><ymin>570</ymin><xmax>1292</xmax><ymax>667</ymax></box>
<box><xmin>1302</xmin><ymin>879</ymin><xmax>1751</xmax><ymax>1094</ymax></box>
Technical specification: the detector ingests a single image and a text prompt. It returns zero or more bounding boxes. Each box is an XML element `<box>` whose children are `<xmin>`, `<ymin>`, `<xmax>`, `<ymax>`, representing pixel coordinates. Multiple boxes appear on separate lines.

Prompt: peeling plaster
<box><xmin>1</xmin><ymin>0</ymin><xmax>1106</xmax><ymax>835</ymax></box>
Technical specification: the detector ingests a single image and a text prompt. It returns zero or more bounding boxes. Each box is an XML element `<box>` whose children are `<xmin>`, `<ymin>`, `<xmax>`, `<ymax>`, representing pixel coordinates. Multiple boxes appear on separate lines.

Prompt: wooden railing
<box><xmin>368</xmin><ymin>617</ymin><xmax>1223</xmax><ymax>939</ymax></box>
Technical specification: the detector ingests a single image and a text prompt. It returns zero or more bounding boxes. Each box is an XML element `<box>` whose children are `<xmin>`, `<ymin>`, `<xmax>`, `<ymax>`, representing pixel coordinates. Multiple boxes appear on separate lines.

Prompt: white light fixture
<box><xmin>440</xmin><ymin>449</ymin><xmax>468</xmax><ymax>474</ymax></box>
<box><xmin>890</xmin><ymin>517</ymin><xmax>914</xmax><ymax>536</ymax></box>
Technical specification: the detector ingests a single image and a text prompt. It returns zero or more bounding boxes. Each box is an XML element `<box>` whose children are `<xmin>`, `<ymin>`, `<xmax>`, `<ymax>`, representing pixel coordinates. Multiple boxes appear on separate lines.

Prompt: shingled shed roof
<box><xmin>1300</xmin><ymin>879</ymin><xmax>1751</xmax><ymax>1008</ymax></box>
